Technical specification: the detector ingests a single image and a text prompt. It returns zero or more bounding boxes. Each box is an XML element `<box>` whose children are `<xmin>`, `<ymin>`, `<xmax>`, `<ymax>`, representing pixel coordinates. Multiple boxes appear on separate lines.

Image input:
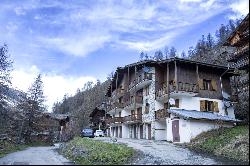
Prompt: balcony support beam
<box><xmin>196</xmin><ymin>64</ymin><xmax>199</xmax><ymax>93</ymax></box>
<box><xmin>167</xmin><ymin>62</ymin><xmax>170</xmax><ymax>110</ymax></box>
<box><xmin>175</xmin><ymin>61</ymin><xmax>178</xmax><ymax>92</ymax></box>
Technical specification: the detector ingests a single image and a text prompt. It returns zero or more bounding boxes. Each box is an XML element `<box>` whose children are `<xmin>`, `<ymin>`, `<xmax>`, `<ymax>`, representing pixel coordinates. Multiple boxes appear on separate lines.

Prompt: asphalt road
<box><xmin>0</xmin><ymin>145</ymin><xmax>73</xmax><ymax>165</ymax></box>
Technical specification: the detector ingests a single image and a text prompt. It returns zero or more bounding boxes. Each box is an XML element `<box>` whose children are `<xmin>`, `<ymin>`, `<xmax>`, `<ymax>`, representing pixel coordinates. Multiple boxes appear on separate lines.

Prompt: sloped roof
<box><xmin>168</xmin><ymin>109</ymin><xmax>240</xmax><ymax>122</ymax></box>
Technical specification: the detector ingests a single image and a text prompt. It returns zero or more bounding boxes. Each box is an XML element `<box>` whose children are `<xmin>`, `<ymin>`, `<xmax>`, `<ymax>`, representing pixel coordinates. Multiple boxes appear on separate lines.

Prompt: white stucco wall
<box><xmin>122</xmin><ymin>124</ymin><xmax>129</xmax><ymax>138</ymax></box>
<box><xmin>166</xmin><ymin>115</ymin><xmax>235</xmax><ymax>143</ymax></box>
<box><xmin>154</xmin><ymin>120</ymin><xmax>167</xmax><ymax>140</ymax></box>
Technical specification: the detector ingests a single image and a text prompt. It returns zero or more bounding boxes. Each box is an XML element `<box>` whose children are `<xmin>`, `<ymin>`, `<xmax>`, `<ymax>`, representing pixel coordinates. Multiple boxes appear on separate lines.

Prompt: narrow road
<box><xmin>95</xmin><ymin>137</ymin><xmax>241</xmax><ymax>165</ymax></box>
<box><xmin>0</xmin><ymin>145</ymin><xmax>73</xmax><ymax>165</ymax></box>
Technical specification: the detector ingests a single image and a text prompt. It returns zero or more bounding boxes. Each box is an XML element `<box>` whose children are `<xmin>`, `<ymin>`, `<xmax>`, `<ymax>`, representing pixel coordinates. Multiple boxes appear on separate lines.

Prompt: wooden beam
<box><xmin>134</xmin><ymin>65</ymin><xmax>137</xmax><ymax>114</ymax></box>
<box><xmin>174</xmin><ymin>61</ymin><xmax>178</xmax><ymax>91</ymax></box>
<box><xmin>167</xmin><ymin>62</ymin><xmax>170</xmax><ymax>110</ymax></box>
<box><xmin>116</xmin><ymin>72</ymin><xmax>118</xmax><ymax>90</ymax></box>
<box><xmin>128</xmin><ymin>67</ymin><xmax>130</xmax><ymax>92</ymax></box>
<box><xmin>196</xmin><ymin>64</ymin><xmax>199</xmax><ymax>92</ymax></box>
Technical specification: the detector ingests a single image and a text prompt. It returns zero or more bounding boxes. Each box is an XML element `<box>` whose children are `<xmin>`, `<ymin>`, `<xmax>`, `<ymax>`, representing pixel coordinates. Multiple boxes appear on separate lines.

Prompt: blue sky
<box><xmin>0</xmin><ymin>0</ymin><xmax>248</xmax><ymax>111</ymax></box>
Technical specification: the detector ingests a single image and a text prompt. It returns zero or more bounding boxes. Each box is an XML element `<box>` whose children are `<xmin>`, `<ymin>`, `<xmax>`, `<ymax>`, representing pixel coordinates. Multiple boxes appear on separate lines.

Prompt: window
<box><xmin>199</xmin><ymin>79</ymin><xmax>217</xmax><ymax>91</ymax></box>
<box><xmin>175</xmin><ymin>99</ymin><xmax>179</xmax><ymax>108</ymax></box>
<box><xmin>145</xmin><ymin>86</ymin><xmax>150</xmax><ymax>96</ymax></box>
<box><xmin>200</xmin><ymin>100</ymin><xmax>219</xmax><ymax>112</ymax></box>
<box><xmin>203</xmin><ymin>79</ymin><xmax>212</xmax><ymax>90</ymax></box>
<box><xmin>145</xmin><ymin>103</ymin><xmax>150</xmax><ymax>114</ymax></box>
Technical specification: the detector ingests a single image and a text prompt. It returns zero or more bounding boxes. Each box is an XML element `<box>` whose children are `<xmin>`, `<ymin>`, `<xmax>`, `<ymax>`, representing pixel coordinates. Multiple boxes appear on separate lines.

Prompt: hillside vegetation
<box><xmin>187</xmin><ymin>125</ymin><xmax>249</xmax><ymax>163</ymax></box>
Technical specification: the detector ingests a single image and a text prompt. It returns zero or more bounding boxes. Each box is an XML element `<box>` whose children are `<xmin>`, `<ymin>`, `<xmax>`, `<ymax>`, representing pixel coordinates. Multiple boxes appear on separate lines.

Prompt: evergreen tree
<box><xmin>164</xmin><ymin>46</ymin><xmax>170</xmax><ymax>59</ymax></box>
<box><xmin>28</xmin><ymin>74</ymin><xmax>46</xmax><ymax>111</ymax></box>
<box><xmin>169</xmin><ymin>47</ymin><xmax>177</xmax><ymax>58</ymax></box>
<box><xmin>206</xmin><ymin>33</ymin><xmax>215</xmax><ymax>49</ymax></box>
<box><xmin>139</xmin><ymin>52</ymin><xmax>145</xmax><ymax>61</ymax></box>
<box><xmin>154</xmin><ymin>50</ymin><xmax>164</xmax><ymax>61</ymax></box>
<box><xmin>216</xmin><ymin>24</ymin><xmax>230</xmax><ymax>45</ymax></box>
<box><xmin>181</xmin><ymin>51</ymin><xmax>186</xmax><ymax>59</ymax></box>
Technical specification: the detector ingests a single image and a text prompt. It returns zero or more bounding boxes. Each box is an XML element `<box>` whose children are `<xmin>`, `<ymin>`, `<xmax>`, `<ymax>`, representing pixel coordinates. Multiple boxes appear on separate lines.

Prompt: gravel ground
<box><xmin>0</xmin><ymin>145</ymin><xmax>73</xmax><ymax>165</ymax></box>
<box><xmin>95</xmin><ymin>137</ymin><xmax>243</xmax><ymax>165</ymax></box>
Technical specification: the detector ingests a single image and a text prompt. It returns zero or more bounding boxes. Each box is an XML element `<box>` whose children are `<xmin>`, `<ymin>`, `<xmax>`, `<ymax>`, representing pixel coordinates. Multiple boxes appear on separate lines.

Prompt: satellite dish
<box><xmin>169</xmin><ymin>98</ymin><xmax>175</xmax><ymax>105</ymax></box>
<box><xmin>222</xmin><ymin>91</ymin><xmax>230</xmax><ymax>100</ymax></box>
<box><xmin>224</xmin><ymin>100</ymin><xmax>231</xmax><ymax>108</ymax></box>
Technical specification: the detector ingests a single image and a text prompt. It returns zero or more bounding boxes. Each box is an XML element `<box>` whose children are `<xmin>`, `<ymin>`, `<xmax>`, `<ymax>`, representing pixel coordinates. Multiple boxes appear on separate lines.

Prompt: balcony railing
<box><xmin>111</xmin><ymin>88</ymin><xmax>126</xmax><ymax>99</ymax></box>
<box><xmin>124</xmin><ymin>96</ymin><xmax>143</xmax><ymax>107</ymax></box>
<box><xmin>156</xmin><ymin>82</ymin><xmax>199</xmax><ymax>98</ymax></box>
<box><xmin>106</xmin><ymin>117</ymin><xmax>124</xmax><ymax>124</ymax></box>
<box><xmin>107</xmin><ymin>102</ymin><xmax>125</xmax><ymax>112</ymax></box>
<box><xmin>129</xmin><ymin>73</ymin><xmax>153</xmax><ymax>90</ymax></box>
<box><xmin>123</xmin><ymin>114</ymin><xmax>142</xmax><ymax>123</ymax></box>
<box><xmin>155</xmin><ymin>109</ymin><xmax>169</xmax><ymax>120</ymax></box>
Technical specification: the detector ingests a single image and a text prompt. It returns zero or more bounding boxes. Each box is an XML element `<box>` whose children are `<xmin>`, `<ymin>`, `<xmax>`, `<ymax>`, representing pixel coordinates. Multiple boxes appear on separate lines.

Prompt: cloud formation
<box><xmin>1</xmin><ymin>0</ymin><xmax>248</xmax><ymax>58</ymax></box>
<box><xmin>10</xmin><ymin>66</ymin><xmax>96</xmax><ymax>112</ymax></box>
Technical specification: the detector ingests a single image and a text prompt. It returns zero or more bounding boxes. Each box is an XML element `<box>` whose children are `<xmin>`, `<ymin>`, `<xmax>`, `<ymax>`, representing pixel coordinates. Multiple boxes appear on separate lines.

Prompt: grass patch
<box><xmin>60</xmin><ymin>137</ymin><xmax>134</xmax><ymax>165</ymax></box>
<box><xmin>188</xmin><ymin>125</ymin><xmax>249</xmax><ymax>162</ymax></box>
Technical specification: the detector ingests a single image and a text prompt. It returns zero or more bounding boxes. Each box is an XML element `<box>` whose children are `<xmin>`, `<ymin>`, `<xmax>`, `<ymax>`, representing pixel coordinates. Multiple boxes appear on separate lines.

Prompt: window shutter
<box><xmin>213</xmin><ymin>101</ymin><xmax>219</xmax><ymax>112</ymax></box>
<box><xmin>211</xmin><ymin>79</ymin><xmax>218</xmax><ymax>91</ymax></box>
<box><xmin>200</xmin><ymin>100</ymin><xmax>206</xmax><ymax>112</ymax></box>
<box><xmin>198</xmin><ymin>79</ymin><xmax>204</xmax><ymax>90</ymax></box>
<box><xmin>175</xmin><ymin>99</ymin><xmax>180</xmax><ymax>108</ymax></box>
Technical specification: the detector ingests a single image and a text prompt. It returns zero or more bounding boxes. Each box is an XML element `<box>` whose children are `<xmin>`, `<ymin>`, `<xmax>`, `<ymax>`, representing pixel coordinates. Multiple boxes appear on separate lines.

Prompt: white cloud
<box><xmin>37</xmin><ymin>34</ymin><xmax>111</xmax><ymax>57</ymax></box>
<box><xmin>10</xmin><ymin>66</ymin><xmax>96</xmax><ymax>112</ymax></box>
<box><xmin>229</xmin><ymin>0</ymin><xmax>249</xmax><ymax>19</ymax></box>
<box><xmin>120</xmin><ymin>31</ymin><xmax>180</xmax><ymax>51</ymax></box>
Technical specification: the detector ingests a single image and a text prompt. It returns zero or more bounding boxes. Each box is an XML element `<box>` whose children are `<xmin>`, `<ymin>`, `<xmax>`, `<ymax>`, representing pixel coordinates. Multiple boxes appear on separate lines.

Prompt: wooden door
<box><xmin>148</xmin><ymin>124</ymin><xmax>151</xmax><ymax>140</ymax></box>
<box><xmin>133</xmin><ymin>125</ymin><xmax>137</xmax><ymax>139</ymax></box>
<box><xmin>172</xmin><ymin>120</ymin><xmax>180</xmax><ymax>142</ymax></box>
<box><xmin>119</xmin><ymin>126</ymin><xmax>122</xmax><ymax>138</ymax></box>
<box><xmin>140</xmin><ymin>125</ymin><xmax>143</xmax><ymax>139</ymax></box>
<box><xmin>115</xmin><ymin>127</ymin><xmax>118</xmax><ymax>137</ymax></box>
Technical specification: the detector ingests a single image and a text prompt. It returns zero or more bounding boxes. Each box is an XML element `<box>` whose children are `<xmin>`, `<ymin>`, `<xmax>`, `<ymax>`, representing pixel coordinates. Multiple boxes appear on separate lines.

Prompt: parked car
<box><xmin>94</xmin><ymin>130</ymin><xmax>104</xmax><ymax>137</ymax></box>
<box><xmin>81</xmin><ymin>128</ymin><xmax>94</xmax><ymax>138</ymax></box>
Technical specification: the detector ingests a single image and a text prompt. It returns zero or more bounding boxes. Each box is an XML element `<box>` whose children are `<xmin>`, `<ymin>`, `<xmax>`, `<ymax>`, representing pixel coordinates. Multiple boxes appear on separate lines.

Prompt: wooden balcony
<box><xmin>107</xmin><ymin>102</ymin><xmax>125</xmax><ymax>113</ymax></box>
<box><xmin>106</xmin><ymin>117</ymin><xmax>124</xmax><ymax>125</ymax></box>
<box><xmin>155</xmin><ymin>109</ymin><xmax>169</xmax><ymax>120</ymax></box>
<box><xmin>123</xmin><ymin>114</ymin><xmax>142</xmax><ymax>124</ymax></box>
<box><xmin>111</xmin><ymin>88</ymin><xmax>126</xmax><ymax>100</ymax></box>
<box><xmin>124</xmin><ymin>96</ymin><xmax>143</xmax><ymax>110</ymax></box>
<box><xmin>156</xmin><ymin>82</ymin><xmax>198</xmax><ymax>101</ymax></box>
<box><xmin>129</xmin><ymin>73</ymin><xmax>153</xmax><ymax>92</ymax></box>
